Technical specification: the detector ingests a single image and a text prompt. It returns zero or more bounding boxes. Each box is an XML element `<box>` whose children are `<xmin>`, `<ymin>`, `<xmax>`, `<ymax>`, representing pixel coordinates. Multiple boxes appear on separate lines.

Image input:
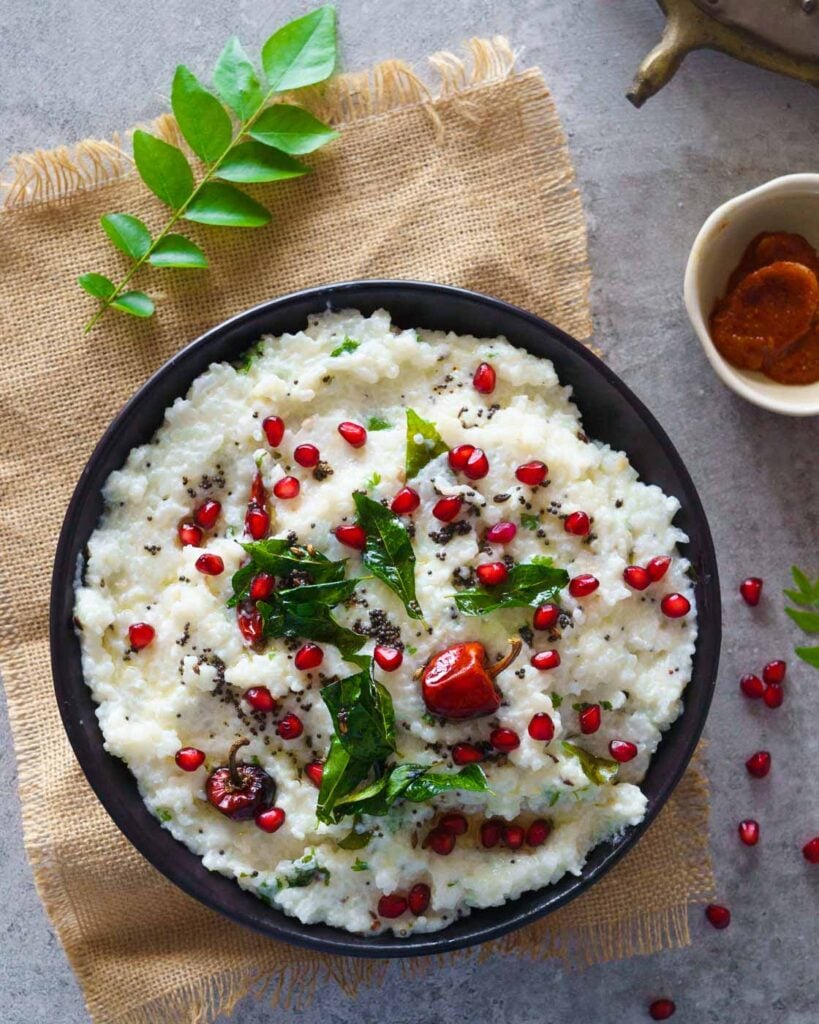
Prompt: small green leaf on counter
<box><xmin>262</xmin><ymin>5</ymin><xmax>337</xmax><ymax>92</ymax></box>
<box><xmin>133</xmin><ymin>130</ymin><xmax>194</xmax><ymax>210</ymax></box>
<box><xmin>184</xmin><ymin>181</ymin><xmax>271</xmax><ymax>227</ymax></box>
<box><xmin>562</xmin><ymin>741</ymin><xmax>619</xmax><ymax>786</ymax></box>
<box><xmin>405</xmin><ymin>408</ymin><xmax>449</xmax><ymax>479</ymax></box>
<box><xmin>453</xmin><ymin>557</ymin><xmax>568</xmax><ymax>616</ymax></box>
<box><xmin>784</xmin><ymin>565</ymin><xmax>819</xmax><ymax>671</ymax></box>
<box><xmin>216</xmin><ymin>140</ymin><xmax>308</xmax><ymax>183</ymax></box>
<box><xmin>796</xmin><ymin>646</ymin><xmax>819</xmax><ymax>669</ymax></box>
<box><xmin>331</xmin><ymin>337</ymin><xmax>360</xmax><ymax>357</ymax></box>
<box><xmin>78</xmin><ymin>272</ymin><xmax>116</xmax><ymax>300</ymax></box>
<box><xmin>111</xmin><ymin>291</ymin><xmax>156</xmax><ymax>318</ymax></box>
<box><xmin>148</xmin><ymin>234</ymin><xmax>208</xmax><ymax>269</ymax></box>
<box><xmin>100</xmin><ymin>213</ymin><xmax>152</xmax><ymax>260</ymax></box>
<box><xmin>171</xmin><ymin>65</ymin><xmax>233</xmax><ymax>163</ymax></box>
<box><xmin>250</xmin><ymin>103</ymin><xmax>339</xmax><ymax>154</ymax></box>
<box><xmin>353</xmin><ymin>491</ymin><xmax>424</xmax><ymax>621</ymax></box>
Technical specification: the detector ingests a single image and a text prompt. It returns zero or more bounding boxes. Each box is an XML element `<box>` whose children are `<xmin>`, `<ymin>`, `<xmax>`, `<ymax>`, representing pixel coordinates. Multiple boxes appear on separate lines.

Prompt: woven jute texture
<box><xmin>0</xmin><ymin>38</ymin><xmax>714</xmax><ymax>1024</ymax></box>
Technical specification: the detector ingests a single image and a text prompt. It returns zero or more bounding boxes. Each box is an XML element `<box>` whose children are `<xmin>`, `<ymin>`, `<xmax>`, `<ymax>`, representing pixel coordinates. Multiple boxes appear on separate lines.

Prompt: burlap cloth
<box><xmin>0</xmin><ymin>38</ymin><xmax>714</xmax><ymax>1024</ymax></box>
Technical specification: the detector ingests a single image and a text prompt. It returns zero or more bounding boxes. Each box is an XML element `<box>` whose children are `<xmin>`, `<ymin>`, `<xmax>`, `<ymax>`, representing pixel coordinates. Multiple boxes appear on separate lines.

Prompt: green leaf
<box><xmin>100</xmin><ymin>213</ymin><xmax>151</xmax><ymax>259</ymax></box>
<box><xmin>237</xmin><ymin>539</ymin><xmax>346</xmax><ymax>589</ymax></box>
<box><xmin>365</xmin><ymin>471</ymin><xmax>381</xmax><ymax>491</ymax></box>
<box><xmin>791</xmin><ymin>565</ymin><xmax>816</xmax><ymax>596</ymax></box>
<box><xmin>278</xmin><ymin>578</ymin><xmax>358</xmax><ymax>606</ymax></box>
<box><xmin>367</xmin><ymin>416</ymin><xmax>391</xmax><ymax>431</ymax></box>
<box><xmin>785</xmin><ymin>606</ymin><xmax>819</xmax><ymax>633</ymax></box>
<box><xmin>171</xmin><ymin>65</ymin><xmax>233</xmax><ymax>163</ymax></box>
<box><xmin>250</xmin><ymin>103</ymin><xmax>339</xmax><ymax>155</ymax></box>
<box><xmin>405</xmin><ymin>408</ymin><xmax>448</xmax><ymax>479</ymax></box>
<box><xmin>260</xmin><ymin>597</ymin><xmax>365</xmax><ymax>656</ymax></box>
<box><xmin>78</xmin><ymin>272</ymin><xmax>115</xmax><ymax>299</ymax></box>
<box><xmin>402</xmin><ymin>763</ymin><xmax>489</xmax><ymax>802</ymax></box>
<box><xmin>132</xmin><ymin>130</ymin><xmax>194</xmax><ymax>210</ymax></box>
<box><xmin>261</xmin><ymin>5</ymin><xmax>337</xmax><ymax>92</ymax></box>
<box><xmin>183</xmin><ymin>182</ymin><xmax>271</xmax><ymax>227</ymax></box>
<box><xmin>217</xmin><ymin>141</ymin><xmax>308</xmax><ymax>183</ymax></box>
<box><xmin>352</xmin><ymin>491</ymin><xmax>424</xmax><ymax>621</ymax></box>
<box><xmin>330</xmin><ymin>337</ymin><xmax>359</xmax><ymax>357</ymax></box>
<box><xmin>562</xmin><ymin>741</ymin><xmax>619</xmax><ymax>785</ymax></box>
<box><xmin>316</xmin><ymin>737</ymin><xmax>372</xmax><ymax>824</ymax></box>
<box><xmin>454</xmin><ymin>558</ymin><xmax>569</xmax><ymax>616</ymax></box>
<box><xmin>213</xmin><ymin>36</ymin><xmax>266</xmax><ymax>120</ymax></box>
<box><xmin>321</xmin><ymin>660</ymin><xmax>395</xmax><ymax>762</ymax></box>
<box><xmin>148</xmin><ymin>234</ymin><xmax>208</xmax><ymax>269</ymax></box>
<box><xmin>336</xmin><ymin>827</ymin><xmax>372</xmax><ymax>850</ymax></box>
<box><xmin>521</xmin><ymin>513</ymin><xmax>540</xmax><ymax>531</ymax></box>
<box><xmin>110</xmin><ymin>290</ymin><xmax>155</xmax><ymax>318</ymax></box>
<box><xmin>796</xmin><ymin>645</ymin><xmax>819</xmax><ymax>669</ymax></box>
<box><xmin>784</xmin><ymin>588</ymin><xmax>815</xmax><ymax>608</ymax></box>
<box><xmin>335</xmin><ymin>762</ymin><xmax>489</xmax><ymax>818</ymax></box>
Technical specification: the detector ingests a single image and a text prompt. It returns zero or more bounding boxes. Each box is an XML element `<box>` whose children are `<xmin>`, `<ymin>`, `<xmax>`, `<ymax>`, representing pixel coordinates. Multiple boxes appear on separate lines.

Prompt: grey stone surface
<box><xmin>1</xmin><ymin>1</ymin><xmax>818</xmax><ymax>1021</ymax></box>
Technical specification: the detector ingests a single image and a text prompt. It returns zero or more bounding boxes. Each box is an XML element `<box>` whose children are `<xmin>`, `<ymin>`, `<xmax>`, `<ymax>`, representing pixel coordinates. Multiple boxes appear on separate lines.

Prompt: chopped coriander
<box><xmin>156</xmin><ymin>807</ymin><xmax>173</xmax><ymax>823</ymax></box>
<box><xmin>365</xmin><ymin>470</ymin><xmax>382</xmax><ymax>491</ymax></box>
<box><xmin>330</xmin><ymin>336</ymin><xmax>360</xmax><ymax>357</ymax></box>
<box><xmin>520</xmin><ymin>513</ymin><xmax>540</xmax><ymax>531</ymax></box>
<box><xmin>406</xmin><ymin>644</ymin><xmax>418</xmax><ymax>655</ymax></box>
<box><xmin>551</xmin><ymin>693</ymin><xmax>563</xmax><ymax>709</ymax></box>
<box><xmin>367</xmin><ymin>415</ymin><xmax>392</xmax><ymax>431</ymax></box>
<box><xmin>351</xmin><ymin>858</ymin><xmax>369</xmax><ymax>872</ymax></box>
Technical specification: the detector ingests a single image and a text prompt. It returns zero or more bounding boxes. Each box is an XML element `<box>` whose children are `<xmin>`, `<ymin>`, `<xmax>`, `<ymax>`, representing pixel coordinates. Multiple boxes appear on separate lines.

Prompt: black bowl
<box><xmin>51</xmin><ymin>281</ymin><xmax>720</xmax><ymax>958</ymax></box>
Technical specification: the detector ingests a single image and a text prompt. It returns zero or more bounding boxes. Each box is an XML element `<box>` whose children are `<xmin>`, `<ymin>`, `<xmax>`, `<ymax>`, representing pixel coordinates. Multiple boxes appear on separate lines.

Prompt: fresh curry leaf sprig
<box><xmin>454</xmin><ymin>556</ymin><xmax>569</xmax><ymax>616</ymax></box>
<box><xmin>784</xmin><ymin>565</ymin><xmax>819</xmax><ymax>670</ymax></box>
<box><xmin>79</xmin><ymin>6</ymin><xmax>340</xmax><ymax>331</ymax></box>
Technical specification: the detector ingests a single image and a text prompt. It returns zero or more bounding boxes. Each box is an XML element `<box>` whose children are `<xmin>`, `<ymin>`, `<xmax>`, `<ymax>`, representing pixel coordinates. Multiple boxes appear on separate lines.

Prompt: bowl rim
<box><xmin>50</xmin><ymin>280</ymin><xmax>720</xmax><ymax>958</ymax></box>
<box><xmin>683</xmin><ymin>172</ymin><xmax>819</xmax><ymax>418</ymax></box>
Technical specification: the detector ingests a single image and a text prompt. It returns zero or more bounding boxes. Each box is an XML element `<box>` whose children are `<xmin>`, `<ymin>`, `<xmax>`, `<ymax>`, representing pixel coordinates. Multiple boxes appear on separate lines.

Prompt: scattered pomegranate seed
<box><xmin>338</xmin><ymin>420</ymin><xmax>367</xmax><ymax>447</ymax></box>
<box><xmin>564</xmin><ymin>511</ymin><xmax>590</xmax><ymax>536</ymax></box>
<box><xmin>502</xmin><ymin>824</ymin><xmax>525</xmax><ymax>850</ymax></box>
<box><xmin>738</xmin><ymin>819</ymin><xmax>760</xmax><ymax>846</ymax></box>
<box><xmin>178</xmin><ymin>522</ymin><xmax>203</xmax><ymax>547</ymax></box>
<box><xmin>390</xmin><ymin>486</ymin><xmax>420</xmax><ymax>514</ymax></box>
<box><xmin>335</xmin><ymin>524</ymin><xmax>367</xmax><ymax>550</ymax></box>
<box><xmin>244</xmin><ymin>686</ymin><xmax>277</xmax><ymax>713</ymax></box>
<box><xmin>273</xmin><ymin>476</ymin><xmax>300</xmax><ymax>499</ymax></box>
<box><xmin>579</xmin><ymin>704</ymin><xmax>601</xmax><ymax>734</ymax></box>
<box><xmin>533</xmin><ymin>603</ymin><xmax>561</xmax><ymax>630</ymax></box>
<box><xmin>705</xmin><ymin>903</ymin><xmax>731</xmax><ymax>930</ymax></box>
<box><xmin>277</xmin><ymin>713</ymin><xmax>304</xmax><ymax>740</ymax></box>
<box><xmin>490</xmin><ymin>727</ymin><xmax>520</xmax><ymax>753</ymax></box>
<box><xmin>763</xmin><ymin>682</ymin><xmax>784</xmax><ymax>709</ymax></box>
<box><xmin>432</xmin><ymin>495</ymin><xmax>463</xmax><ymax>522</ymax></box>
<box><xmin>739</xmin><ymin>576</ymin><xmax>763</xmax><ymax>606</ymax></box>
<box><xmin>802</xmin><ymin>837</ymin><xmax>819</xmax><ymax>864</ymax></box>
<box><xmin>739</xmin><ymin>673</ymin><xmax>764</xmax><ymax>699</ymax></box>
<box><xmin>250</xmin><ymin>471</ymin><xmax>266</xmax><ymax>507</ymax></box>
<box><xmin>452</xmin><ymin>742</ymin><xmax>485</xmax><ymax>765</ymax></box>
<box><xmin>486</xmin><ymin>520</ymin><xmax>517</xmax><ymax>544</ymax></box>
<box><xmin>237</xmin><ymin>606</ymin><xmax>263</xmax><ymax>644</ymax></box>
<box><xmin>526</xmin><ymin>819</ymin><xmax>551</xmax><ymax>847</ymax></box>
<box><xmin>473</xmin><ymin>361</ymin><xmax>497</xmax><ymax>394</ymax></box>
<box><xmin>646</xmin><ymin>555</ymin><xmax>671</xmax><ymax>581</ymax></box>
<box><xmin>649</xmin><ymin>999</ymin><xmax>676</xmax><ymax>1021</ymax></box>
<box><xmin>623</xmin><ymin>565</ymin><xmax>650</xmax><ymax>591</ymax></box>
<box><xmin>448</xmin><ymin>444</ymin><xmax>475</xmax><ymax>471</ymax></box>
<box><xmin>528</xmin><ymin>712</ymin><xmax>555</xmax><ymax>741</ymax></box>
<box><xmin>305</xmin><ymin>761</ymin><xmax>324</xmax><ymax>788</ymax></box>
<box><xmin>408</xmin><ymin>882</ymin><xmax>431</xmax><ymax>916</ymax></box>
<box><xmin>426</xmin><ymin>828</ymin><xmax>456</xmax><ymax>855</ymax></box>
<box><xmin>661</xmin><ymin>593</ymin><xmax>690</xmax><ymax>618</ymax></box>
<box><xmin>245</xmin><ymin>505</ymin><xmax>269</xmax><ymax>540</ymax></box>
<box><xmin>373</xmin><ymin>645</ymin><xmax>403</xmax><ymax>672</ymax></box>
<box><xmin>293</xmin><ymin>443</ymin><xmax>320</xmax><ymax>468</ymax></box>
<box><xmin>609</xmin><ymin>739</ymin><xmax>638</xmax><ymax>762</ymax></box>
<box><xmin>569</xmin><ymin>574</ymin><xmax>599</xmax><ymax>598</ymax></box>
<box><xmin>439</xmin><ymin>812</ymin><xmax>468</xmax><ymax>836</ymax></box>
<box><xmin>262</xmin><ymin>415</ymin><xmax>285</xmax><ymax>447</ymax></box>
<box><xmin>128</xmin><ymin>622</ymin><xmax>155</xmax><ymax>650</ymax></box>
<box><xmin>745</xmin><ymin>750</ymin><xmax>771</xmax><ymax>778</ymax></box>
<box><xmin>175</xmin><ymin>747</ymin><xmax>205</xmax><ymax>772</ymax></box>
<box><xmin>762</xmin><ymin>659</ymin><xmax>786</xmax><ymax>684</ymax></box>
<box><xmin>464</xmin><ymin>447</ymin><xmax>490</xmax><ymax>480</ymax></box>
<box><xmin>531</xmin><ymin>650</ymin><xmax>561</xmax><ymax>671</ymax></box>
<box><xmin>476</xmin><ymin>561</ymin><xmax>509</xmax><ymax>586</ymax></box>
<box><xmin>515</xmin><ymin>461</ymin><xmax>548</xmax><ymax>486</ymax></box>
<box><xmin>194</xmin><ymin>499</ymin><xmax>221</xmax><ymax>530</ymax></box>
<box><xmin>249</xmin><ymin>572</ymin><xmax>275</xmax><ymax>602</ymax></box>
<box><xmin>195</xmin><ymin>553</ymin><xmax>224</xmax><ymax>576</ymax></box>
<box><xmin>294</xmin><ymin>643</ymin><xmax>323</xmax><ymax>670</ymax></box>
<box><xmin>378</xmin><ymin>893</ymin><xmax>408</xmax><ymax>918</ymax></box>
<box><xmin>480</xmin><ymin>820</ymin><xmax>501</xmax><ymax>848</ymax></box>
<box><xmin>255</xmin><ymin>806</ymin><xmax>286</xmax><ymax>833</ymax></box>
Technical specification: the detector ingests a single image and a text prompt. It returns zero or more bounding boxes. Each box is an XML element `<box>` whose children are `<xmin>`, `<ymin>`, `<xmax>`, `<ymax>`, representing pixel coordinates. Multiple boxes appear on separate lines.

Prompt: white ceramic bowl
<box><xmin>684</xmin><ymin>174</ymin><xmax>819</xmax><ymax>417</ymax></box>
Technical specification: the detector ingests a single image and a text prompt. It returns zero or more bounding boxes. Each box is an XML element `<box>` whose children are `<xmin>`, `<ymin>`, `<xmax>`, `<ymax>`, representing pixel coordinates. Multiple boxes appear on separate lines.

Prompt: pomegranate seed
<box><xmin>195</xmin><ymin>553</ymin><xmax>224</xmax><ymax>576</ymax></box>
<box><xmin>646</xmin><ymin>555</ymin><xmax>671</xmax><ymax>581</ymax></box>
<box><xmin>432</xmin><ymin>495</ymin><xmax>463</xmax><ymax>522</ymax></box>
<box><xmin>237</xmin><ymin>606</ymin><xmax>263</xmax><ymax>644</ymax></box>
<box><xmin>486</xmin><ymin>521</ymin><xmax>517</xmax><ymax>544</ymax></box>
<box><xmin>528</xmin><ymin>712</ymin><xmax>555</xmax><ymax>741</ymax></box>
<box><xmin>763</xmin><ymin>682</ymin><xmax>784</xmax><ymax>708</ymax></box>
<box><xmin>262</xmin><ymin>415</ymin><xmax>285</xmax><ymax>447</ymax></box>
<box><xmin>373</xmin><ymin>645</ymin><xmax>403</xmax><ymax>672</ymax></box>
<box><xmin>564</xmin><ymin>511</ymin><xmax>590</xmax><ymax>536</ymax></box>
<box><xmin>464</xmin><ymin>447</ymin><xmax>490</xmax><ymax>480</ymax></box>
<box><xmin>273</xmin><ymin>476</ymin><xmax>300</xmax><ymax>499</ymax></box>
<box><xmin>762</xmin><ymin>659</ymin><xmax>786</xmax><ymax>684</ymax></box>
<box><xmin>128</xmin><ymin>622</ymin><xmax>155</xmax><ymax>650</ymax></box>
<box><xmin>476</xmin><ymin>561</ymin><xmax>508</xmax><ymax>586</ymax></box>
<box><xmin>531</xmin><ymin>650</ymin><xmax>561</xmax><ymax>671</ymax></box>
<box><xmin>480</xmin><ymin>820</ymin><xmax>501</xmax><ymax>848</ymax></box>
<box><xmin>452</xmin><ymin>742</ymin><xmax>485</xmax><ymax>765</ymax></box>
<box><xmin>661</xmin><ymin>593</ymin><xmax>690</xmax><ymax>618</ymax></box>
<box><xmin>739</xmin><ymin>673</ymin><xmax>764</xmax><ymax>699</ymax></box>
<box><xmin>305</xmin><ymin>761</ymin><xmax>324</xmax><ymax>788</ymax></box>
<box><xmin>178</xmin><ymin>522</ymin><xmax>203</xmax><ymax>547</ymax></box>
<box><xmin>338</xmin><ymin>420</ymin><xmax>367</xmax><ymax>447</ymax></box>
<box><xmin>623</xmin><ymin>565</ymin><xmax>650</xmax><ymax>591</ymax></box>
<box><xmin>740</xmin><ymin>576</ymin><xmax>763</xmax><ymax>606</ymax></box>
<box><xmin>473</xmin><ymin>361</ymin><xmax>497</xmax><ymax>394</ymax></box>
<box><xmin>335</xmin><ymin>524</ymin><xmax>367</xmax><ymax>550</ymax></box>
<box><xmin>526</xmin><ymin>819</ymin><xmax>551</xmax><ymax>847</ymax></box>
<box><xmin>802</xmin><ymin>837</ymin><xmax>819</xmax><ymax>864</ymax></box>
<box><xmin>390</xmin><ymin>486</ymin><xmax>420</xmax><ymax>514</ymax></box>
<box><xmin>439</xmin><ymin>812</ymin><xmax>468</xmax><ymax>835</ymax></box>
<box><xmin>745</xmin><ymin>750</ymin><xmax>771</xmax><ymax>778</ymax></box>
<box><xmin>579</xmin><ymin>704</ymin><xmax>601</xmax><ymax>734</ymax></box>
<box><xmin>293</xmin><ymin>443</ymin><xmax>320</xmax><ymax>468</ymax></box>
<box><xmin>609</xmin><ymin>739</ymin><xmax>638</xmax><ymax>762</ymax></box>
<box><xmin>569</xmin><ymin>574</ymin><xmax>599</xmax><ymax>598</ymax></box>
<box><xmin>249</xmin><ymin>572</ymin><xmax>275</xmax><ymax>601</ymax></box>
<box><xmin>426</xmin><ymin>828</ymin><xmax>455</xmax><ymax>855</ymax></box>
<box><xmin>705</xmin><ymin>903</ymin><xmax>731</xmax><ymax>930</ymax></box>
<box><xmin>255</xmin><ymin>807</ymin><xmax>286</xmax><ymax>833</ymax></box>
<box><xmin>649</xmin><ymin>999</ymin><xmax>676</xmax><ymax>1021</ymax></box>
<box><xmin>533</xmin><ymin>603</ymin><xmax>560</xmax><ymax>630</ymax></box>
<box><xmin>378</xmin><ymin>893</ymin><xmax>408</xmax><ymax>918</ymax></box>
<box><xmin>194</xmin><ymin>499</ymin><xmax>221</xmax><ymax>529</ymax></box>
<box><xmin>490</xmin><ymin>727</ymin><xmax>520</xmax><ymax>753</ymax></box>
<box><xmin>294</xmin><ymin>643</ymin><xmax>323</xmax><ymax>670</ymax></box>
<box><xmin>502</xmin><ymin>824</ymin><xmax>525</xmax><ymax>850</ymax></box>
<box><xmin>175</xmin><ymin>747</ymin><xmax>205</xmax><ymax>772</ymax></box>
<box><xmin>408</xmin><ymin>882</ymin><xmax>431</xmax><ymax>916</ymax></box>
<box><xmin>448</xmin><ymin>444</ymin><xmax>475</xmax><ymax>471</ymax></box>
<box><xmin>245</xmin><ymin>504</ymin><xmax>269</xmax><ymax>540</ymax></box>
<box><xmin>277</xmin><ymin>713</ymin><xmax>304</xmax><ymax>740</ymax></box>
<box><xmin>244</xmin><ymin>686</ymin><xmax>277</xmax><ymax>713</ymax></box>
<box><xmin>515</xmin><ymin>461</ymin><xmax>548</xmax><ymax>486</ymax></box>
<box><xmin>738</xmin><ymin>819</ymin><xmax>760</xmax><ymax>846</ymax></box>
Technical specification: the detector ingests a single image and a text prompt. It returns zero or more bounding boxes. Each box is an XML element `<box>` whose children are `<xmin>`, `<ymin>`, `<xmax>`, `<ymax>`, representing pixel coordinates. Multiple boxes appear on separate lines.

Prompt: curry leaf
<box><xmin>216</xmin><ymin>141</ymin><xmax>308</xmax><ymax>183</ymax></box>
<box><xmin>335</xmin><ymin>762</ymin><xmax>489</xmax><ymax>818</ymax></box>
<box><xmin>261</xmin><ymin>5</ymin><xmax>337</xmax><ymax>92</ymax></box>
<box><xmin>110</xmin><ymin>291</ymin><xmax>156</xmax><ymax>318</ymax></box>
<box><xmin>274</xmin><ymin>599</ymin><xmax>366</xmax><ymax>656</ymax></box>
<box><xmin>405</xmin><ymin>408</ymin><xmax>448</xmax><ymax>479</ymax></box>
<box><xmin>784</xmin><ymin>566</ymin><xmax>819</xmax><ymax>671</ymax></box>
<box><xmin>100</xmin><ymin>214</ymin><xmax>152</xmax><ymax>260</ymax></box>
<box><xmin>78</xmin><ymin>272</ymin><xmax>115</xmax><ymax>299</ymax></box>
<box><xmin>316</xmin><ymin>738</ymin><xmax>371</xmax><ymax>825</ymax></box>
<box><xmin>562</xmin><ymin>741</ymin><xmax>619</xmax><ymax>785</ymax></box>
<box><xmin>321</xmin><ymin>660</ymin><xmax>395</xmax><ymax>761</ymax></box>
<box><xmin>353</xmin><ymin>491</ymin><xmax>424</xmax><ymax>621</ymax></box>
<box><xmin>250</xmin><ymin>104</ymin><xmax>339</xmax><ymax>155</ymax></box>
<box><xmin>171</xmin><ymin>65</ymin><xmax>233</xmax><ymax>163</ymax></box>
<box><xmin>132</xmin><ymin>130</ymin><xmax>194</xmax><ymax>209</ymax></box>
<box><xmin>785</xmin><ymin>607</ymin><xmax>819</xmax><ymax>633</ymax></box>
<box><xmin>454</xmin><ymin>558</ymin><xmax>568</xmax><ymax>615</ymax></box>
<box><xmin>148</xmin><ymin>234</ymin><xmax>208</xmax><ymax>269</ymax></box>
<box><xmin>213</xmin><ymin>36</ymin><xmax>265</xmax><ymax>120</ymax></box>
<box><xmin>239</xmin><ymin>539</ymin><xmax>347</xmax><ymax>584</ymax></box>
<box><xmin>796</xmin><ymin>646</ymin><xmax>819</xmax><ymax>669</ymax></box>
<box><xmin>183</xmin><ymin>182</ymin><xmax>271</xmax><ymax>227</ymax></box>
